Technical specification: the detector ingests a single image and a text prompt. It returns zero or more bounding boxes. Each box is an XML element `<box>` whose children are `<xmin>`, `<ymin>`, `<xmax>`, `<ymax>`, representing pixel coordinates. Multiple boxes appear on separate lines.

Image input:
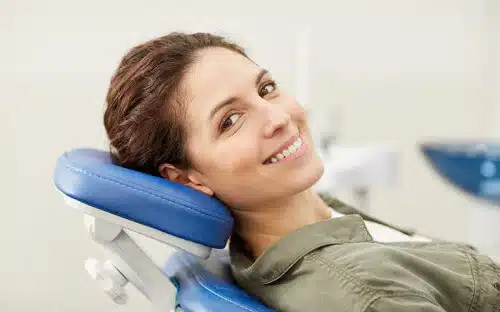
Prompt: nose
<box><xmin>261</xmin><ymin>104</ymin><xmax>291</xmax><ymax>138</ymax></box>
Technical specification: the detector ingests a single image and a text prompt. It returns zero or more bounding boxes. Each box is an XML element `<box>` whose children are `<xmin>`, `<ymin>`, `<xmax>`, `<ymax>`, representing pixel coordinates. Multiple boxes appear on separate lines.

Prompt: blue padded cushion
<box><xmin>164</xmin><ymin>251</ymin><xmax>274</xmax><ymax>312</ymax></box>
<box><xmin>53</xmin><ymin>148</ymin><xmax>234</xmax><ymax>248</ymax></box>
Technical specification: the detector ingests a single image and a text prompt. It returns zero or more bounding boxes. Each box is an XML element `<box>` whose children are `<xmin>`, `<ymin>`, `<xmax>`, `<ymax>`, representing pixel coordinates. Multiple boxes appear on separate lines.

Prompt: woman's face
<box><xmin>180</xmin><ymin>47</ymin><xmax>324</xmax><ymax>209</ymax></box>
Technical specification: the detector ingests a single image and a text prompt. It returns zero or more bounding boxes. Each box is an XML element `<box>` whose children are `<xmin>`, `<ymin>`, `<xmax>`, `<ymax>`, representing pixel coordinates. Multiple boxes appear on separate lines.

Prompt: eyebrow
<box><xmin>209</xmin><ymin>69</ymin><xmax>269</xmax><ymax>120</ymax></box>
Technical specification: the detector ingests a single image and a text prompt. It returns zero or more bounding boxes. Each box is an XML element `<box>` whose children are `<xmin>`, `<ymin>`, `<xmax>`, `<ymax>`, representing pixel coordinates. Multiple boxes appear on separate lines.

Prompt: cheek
<box><xmin>289</xmin><ymin>104</ymin><xmax>308</xmax><ymax>128</ymax></box>
<box><xmin>282</xmin><ymin>95</ymin><xmax>307</xmax><ymax>122</ymax></box>
<box><xmin>194</xmin><ymin>141</ymin><xmax>259</xmax><ymax>179</ymax></box>
<box><xmin>216</xmin><ymin>144</ymin><xmax>257</xmax><ymax>173</ymax></box>
<box><xmin>295</xmin><ymin>106</ymin><xmax>308</xmax><ymax>122</ymax></box>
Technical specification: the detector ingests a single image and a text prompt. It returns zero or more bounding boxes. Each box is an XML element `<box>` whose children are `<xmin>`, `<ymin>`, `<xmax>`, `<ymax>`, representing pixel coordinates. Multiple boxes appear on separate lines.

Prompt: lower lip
<box><xmin>266</xmin><ymin>138</ymin><xmax>309</xmax><ymax>165</ymax></box>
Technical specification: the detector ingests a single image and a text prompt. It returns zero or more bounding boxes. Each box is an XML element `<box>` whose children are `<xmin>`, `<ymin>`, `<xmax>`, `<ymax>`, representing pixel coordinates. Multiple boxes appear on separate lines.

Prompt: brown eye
<box><xmin>259</xmin><ymin>81</ymin><xmax>276</xmax><ymax>97</ymax></box>
<box><xmin>221</xmin><ymin>113</ymin><xmax>241</xmax><ymax>131</ymax></box>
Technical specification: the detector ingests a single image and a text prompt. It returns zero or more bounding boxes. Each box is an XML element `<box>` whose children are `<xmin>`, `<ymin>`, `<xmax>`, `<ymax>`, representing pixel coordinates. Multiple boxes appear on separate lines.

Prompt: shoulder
<box><xmin>305</xmin><ymin>242</ymin><xmax>475</xmax><ymax>309</ymax></box>
<box><xmin>236</xmin><ymin>242</ymin><xmax>475</xmax><ymax>311</ymax></box>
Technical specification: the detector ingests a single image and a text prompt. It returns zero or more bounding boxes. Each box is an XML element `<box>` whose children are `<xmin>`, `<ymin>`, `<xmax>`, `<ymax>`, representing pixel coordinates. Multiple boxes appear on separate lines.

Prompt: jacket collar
<box><xmin>230</xmin><ymin>214</ymin><xmax>373</xmax><ymax>285</ymax></box>
<box><xmin>319</xmin><ymin>193</ymin><xmax>415</xmax><ymax>236</ymax></box>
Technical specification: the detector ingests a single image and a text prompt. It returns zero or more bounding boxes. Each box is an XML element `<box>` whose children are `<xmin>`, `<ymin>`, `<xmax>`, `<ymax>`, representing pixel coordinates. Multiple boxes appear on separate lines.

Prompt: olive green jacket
<box><xmin>230</xmin><ymin>196</ymin><xmax>500</xmax><ymax>312</ymax></box>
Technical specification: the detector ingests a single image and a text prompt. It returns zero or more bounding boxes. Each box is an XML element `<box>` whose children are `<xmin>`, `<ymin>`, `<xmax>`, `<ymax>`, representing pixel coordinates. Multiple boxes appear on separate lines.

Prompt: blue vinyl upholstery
<box><xmin>53</xmin><ymin>148</ymin><xmax>233</xmax><ymax>248</ymax></box>
<box><xmin>54</xmin><ymin>148</ymin><xmax>275</xmax><ymax>311</ymax></box>
<box><xmin>164</xmin><ymin>250</ymin><xmax>274</xmax><ymax>312</ymax></box>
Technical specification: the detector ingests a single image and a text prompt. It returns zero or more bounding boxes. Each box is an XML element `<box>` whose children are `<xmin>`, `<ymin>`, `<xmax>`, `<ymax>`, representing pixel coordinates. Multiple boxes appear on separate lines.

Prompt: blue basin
<box><xmin>420</xmin><ymin>142</ymin><xmax>500</xmax><ymax>204</ymax></box>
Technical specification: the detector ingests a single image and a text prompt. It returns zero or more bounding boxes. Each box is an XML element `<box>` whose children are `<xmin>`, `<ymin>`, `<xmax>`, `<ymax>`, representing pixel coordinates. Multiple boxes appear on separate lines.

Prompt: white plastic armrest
<box><xmin>85</xmin><ymin>215</ymin><xmax>178</xmax><ymax>311</ymax></box>
<box><xmin>60</xmin><ymin>192</ymin><xmax>215</xmax><ymax>311</ymax></box>
<box><xmin>62</xmin><ymin>193</ymin><xmax>211</xmax><ymax>258</ymax></box>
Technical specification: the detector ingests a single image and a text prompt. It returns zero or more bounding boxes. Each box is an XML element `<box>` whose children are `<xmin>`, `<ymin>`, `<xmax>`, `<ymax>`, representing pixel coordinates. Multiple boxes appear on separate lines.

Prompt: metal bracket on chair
<box><xmin>84</xmin><ymin>215</ymin><xmax>179</xmax><ymax>312</ymax></box>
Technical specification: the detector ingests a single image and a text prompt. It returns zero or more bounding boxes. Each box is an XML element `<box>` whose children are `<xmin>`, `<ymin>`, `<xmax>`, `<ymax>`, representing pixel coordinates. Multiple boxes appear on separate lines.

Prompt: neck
<box><xmin>232</xmin><ymin>189</ymin><xmax>332</xmax><ymax>259</ymax></box>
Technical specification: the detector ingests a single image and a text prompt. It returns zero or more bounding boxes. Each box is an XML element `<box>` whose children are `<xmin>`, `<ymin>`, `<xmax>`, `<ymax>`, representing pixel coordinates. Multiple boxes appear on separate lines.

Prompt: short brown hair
<box><xmin>104</xmin><ymin>32</ymin><xmax>247</xmax><ymax>175</ymax></box>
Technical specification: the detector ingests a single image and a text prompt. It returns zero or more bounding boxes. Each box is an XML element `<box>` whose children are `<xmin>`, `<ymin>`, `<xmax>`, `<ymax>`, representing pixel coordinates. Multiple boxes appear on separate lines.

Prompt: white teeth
<box><xmin>267</xmin><ymin>136</ymin><xmax>303</xmax><ymax>164</ymax></box>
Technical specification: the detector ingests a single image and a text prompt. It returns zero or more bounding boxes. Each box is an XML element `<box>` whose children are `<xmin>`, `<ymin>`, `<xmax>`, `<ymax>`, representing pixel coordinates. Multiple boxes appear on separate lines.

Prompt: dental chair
<box><xmin>420</xmin><ymin>142</ymin><xmax>500</xmax><ymax>203</ymax></box>
<box><xmin>53</xmin><ymin>148</ymin><xmax>274</xmax><ymax>312</ymax></box>
<box><xmin>420</xmin><ymin>142</ymin><xmax>500</xmax><ymax>261</ymax></box>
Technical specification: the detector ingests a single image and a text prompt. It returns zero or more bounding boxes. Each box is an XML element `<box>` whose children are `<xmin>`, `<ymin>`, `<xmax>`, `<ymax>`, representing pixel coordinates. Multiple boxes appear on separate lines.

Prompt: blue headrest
<box><xmin>53</xmin><ymin>148</ymin><xmax>234</xmax><ymax>248</ymax></box>
<box><xmin>421</xmin><ymin>142</ymin><xmax>500</xmax><ymax>203</ymax></box>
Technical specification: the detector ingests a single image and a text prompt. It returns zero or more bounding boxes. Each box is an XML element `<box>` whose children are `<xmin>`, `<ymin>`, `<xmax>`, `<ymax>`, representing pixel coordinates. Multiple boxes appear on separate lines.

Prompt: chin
<box><xmin>290</xmin><ymin>154</ymin><xmax>325</xmax><ymax>195</ymax></box>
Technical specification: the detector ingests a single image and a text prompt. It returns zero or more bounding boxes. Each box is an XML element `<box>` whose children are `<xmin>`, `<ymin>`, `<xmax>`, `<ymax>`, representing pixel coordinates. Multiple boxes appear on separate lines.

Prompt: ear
<box><xmin>159</xmin><ymin>163</ymin><xmax>214</xmax><ymax>196</ymax></box>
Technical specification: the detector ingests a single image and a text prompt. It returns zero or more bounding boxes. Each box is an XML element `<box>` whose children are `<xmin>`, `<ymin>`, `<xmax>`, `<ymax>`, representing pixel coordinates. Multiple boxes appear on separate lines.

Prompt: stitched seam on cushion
<box><xmin>176</xmin><ymin>256</ymin><xmax>272</xmax><ymax>312</ymax></box>
<box><xmin>63</xmin><ymin>161</ymin><xmax>231</xmax><ymax>224</ymax></box>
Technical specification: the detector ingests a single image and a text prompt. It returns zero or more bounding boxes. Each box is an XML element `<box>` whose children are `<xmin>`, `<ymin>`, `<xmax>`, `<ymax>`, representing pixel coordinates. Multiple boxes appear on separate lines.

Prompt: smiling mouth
<box><xmin>263</xmin><ymin>136</ymin><xmax>303</xmax><ymax>165</ymax></box>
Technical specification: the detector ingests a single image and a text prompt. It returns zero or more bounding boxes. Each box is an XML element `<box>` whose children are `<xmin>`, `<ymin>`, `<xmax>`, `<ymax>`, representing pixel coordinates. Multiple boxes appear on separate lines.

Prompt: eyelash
<box><xmin>219</xmin><ymin>80</ymin><xmax>278</xmax><ymax>133</ymax></box>
<box><xmin>258</xmin><ymin>80</ymin><xmax>277</xmax><ymax>97</ymax></box>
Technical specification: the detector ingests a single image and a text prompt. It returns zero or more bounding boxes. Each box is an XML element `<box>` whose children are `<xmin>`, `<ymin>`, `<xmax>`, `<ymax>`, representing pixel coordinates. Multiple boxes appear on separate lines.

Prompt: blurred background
<box><xmin>2</xmin><ymin>0</ymin><xmax>500</xmax><ymax>311</ymax></box>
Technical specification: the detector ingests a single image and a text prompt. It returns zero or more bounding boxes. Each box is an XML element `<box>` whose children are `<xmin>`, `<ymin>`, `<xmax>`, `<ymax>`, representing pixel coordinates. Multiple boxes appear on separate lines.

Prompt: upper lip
<box><xmin>263</xmin><ymin>134</ymin><xmax>300</xmax><ymax>162</ymax></box>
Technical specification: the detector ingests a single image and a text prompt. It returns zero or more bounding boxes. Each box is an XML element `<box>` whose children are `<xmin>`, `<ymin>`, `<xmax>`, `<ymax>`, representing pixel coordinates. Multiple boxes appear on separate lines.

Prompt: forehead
<box><xmin>182</xmin><ymin>48</ymin><xmax>259</xmax><ymax>111</ymax></box>
<box><xmin>187</xmin><ymin>47</ymin><xmax>258</xmax><ymax>90</ymax></box>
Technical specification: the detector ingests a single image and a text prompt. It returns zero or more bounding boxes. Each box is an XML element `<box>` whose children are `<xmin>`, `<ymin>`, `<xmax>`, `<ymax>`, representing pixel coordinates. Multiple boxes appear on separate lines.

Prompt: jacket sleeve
<box><xmin>365</xmin><ymin>295</ymin><xmax>447</xmax><ymax>312</ymax></box>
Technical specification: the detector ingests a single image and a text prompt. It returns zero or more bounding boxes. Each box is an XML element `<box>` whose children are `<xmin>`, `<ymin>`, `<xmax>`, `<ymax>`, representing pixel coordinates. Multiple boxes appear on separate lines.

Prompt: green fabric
<box><xmin>230</xmin><ymin>196</ymin><xmax>500</xmax><ymax>312</ymax></box>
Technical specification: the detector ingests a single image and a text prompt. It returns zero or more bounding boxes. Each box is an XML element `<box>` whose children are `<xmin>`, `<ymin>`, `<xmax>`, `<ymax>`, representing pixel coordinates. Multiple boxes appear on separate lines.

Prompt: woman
<box><xmin>104</xmin><ymin>32</ymin><xmax>500</xmax><ymax>311</ymax></box>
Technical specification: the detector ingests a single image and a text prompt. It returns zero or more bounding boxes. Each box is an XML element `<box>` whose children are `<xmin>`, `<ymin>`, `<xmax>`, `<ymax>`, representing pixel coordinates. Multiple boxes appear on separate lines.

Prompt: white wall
<box><xmin>1</xmin><ymin>0</ymin><xmax>498</xmax><ymax>311</ymax></box>
<box><xmin>489</xmin><ymin>0</ymin><xmax>500</xmax><ymax>135</ymax></box>
<box><xmin>308</xmin><ymin>1</ymin><xmax>496</xmax><ymax>242</ymax></box>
